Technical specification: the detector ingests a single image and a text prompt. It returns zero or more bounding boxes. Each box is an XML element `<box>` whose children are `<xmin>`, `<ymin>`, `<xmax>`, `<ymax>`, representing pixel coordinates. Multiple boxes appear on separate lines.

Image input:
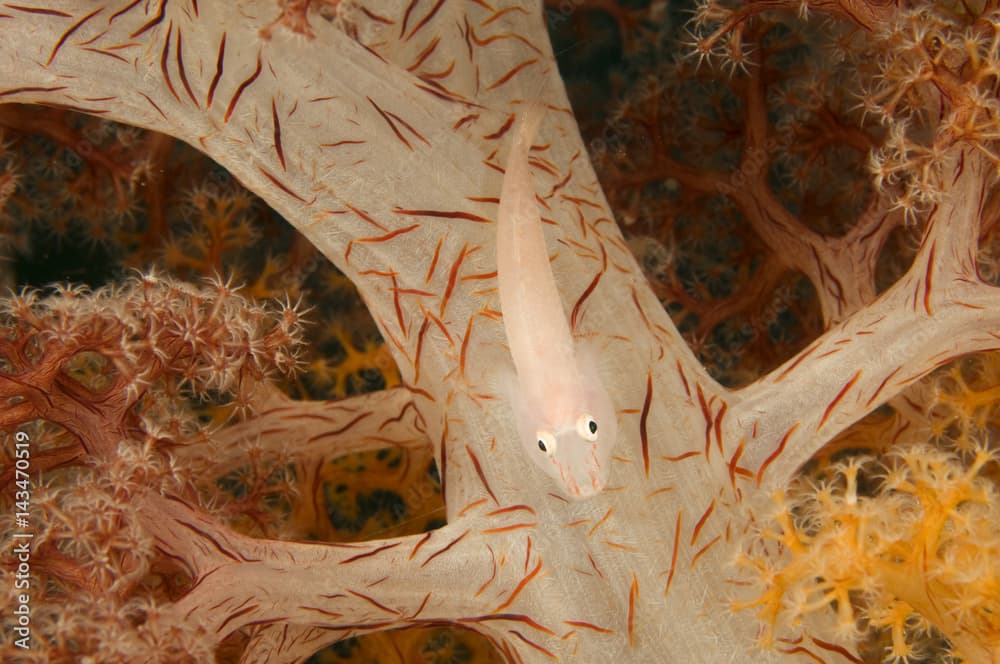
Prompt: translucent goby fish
<box><xmin>496</xmin><ymin>103</ymin><xmax>617</xmax><ymax>500</ymax></box>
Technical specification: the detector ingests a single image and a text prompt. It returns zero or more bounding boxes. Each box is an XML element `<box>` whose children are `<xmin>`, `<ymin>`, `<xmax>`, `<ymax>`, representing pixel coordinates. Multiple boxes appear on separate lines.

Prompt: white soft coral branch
<box><xmin>735</xmin><ymin>148</ymin><xmax>1000</xmax><ymax>488</ymax></box>
<box><xmin>192</xmin><ymin>386</ymin><xmax>430</xmax><ymax>474</ymax></box>
<box><xmin>135</xmin><ymin>493</ymin><xmax>503</xmax><ymax>643</ymax></box>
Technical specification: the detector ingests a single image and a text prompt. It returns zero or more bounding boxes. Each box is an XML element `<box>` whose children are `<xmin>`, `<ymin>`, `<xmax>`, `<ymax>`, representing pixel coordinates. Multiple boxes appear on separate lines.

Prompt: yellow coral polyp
<box><xmin>736</xmin><ymin>443</ymin><xmax>1000</xmax><ymax>663</ymax></box>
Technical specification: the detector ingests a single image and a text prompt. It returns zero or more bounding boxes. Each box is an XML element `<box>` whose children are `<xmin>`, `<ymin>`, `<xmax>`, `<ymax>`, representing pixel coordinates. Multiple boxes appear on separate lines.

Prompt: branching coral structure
<box><xmin>1</xmin><ymin>1</ymin><xmax>1000</xmax><ymax>663</ymax></box>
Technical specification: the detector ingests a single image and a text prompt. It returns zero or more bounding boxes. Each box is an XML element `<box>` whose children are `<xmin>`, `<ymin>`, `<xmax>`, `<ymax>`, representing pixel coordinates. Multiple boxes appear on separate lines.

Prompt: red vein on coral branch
<box><xmin>817</xmin><ymin>370</ymin><xmax>862</xmax><ymax>431</ymax></box>
<box><xmin>481</xmin><ymin>522</ymin><xmax>537</xmax><ymax>535</ymax></box>
<box><xmin>662</xmin><ymin>451</ymin><xmax>699</xmax><ymax>462</ymax></box>
<box><xmin>727</xmin><ymin>437</ymin><xmax>745</xmax><ymax>488</ymax></box>
<box><xmin>413</xmin><ymin>316</ymin><xmax>430</xmax><ymax>384</ymax></box>
<box><xmin>305</xmin><ymin>412</ymin><xmax>372</xmax><ymax>441</ymax></box>
<box><xmin>419</xmin><ymin>528</ymin><xmax>468</xmax><ymax>568</ymax></box>
<box><xmin>486</xmin><ymin>58</ymin><xmax>538</xmax><ymax>91</ymax></box>
<box><xmin>174</xmin><ymin>29</ymin><xmax>198</xmax><ymax>107</ymax></box>
<box><xmin>603</xmin><ymin>540</ymin><xmax>639</xmax><ymax>552</ymax></box>
<box><xmin>529</xmin><ymin>158</ymin><xmax>557</xmax><ymax>178</ymax></box>
<box><xmin>465</xmin><ymin>444</ymin><xmax>498</xmax><ymax>505</ymax></box>
<box><xmin>257</xmin><ymin>166</ymin><xmax>308</xmax><ymax>205</ymax></box>
<box><xmin>713</xmin><ymin>401</ymin><xmax>727</xmax><ymax>457</ymax></box>
<box><xmin>224</xmin><ymin>50</ymin><xmax>262</xmax><ymax>123</ymax></box>
<box><xmin>586</xmin><ymin>552</ymin><xmax>604</xmax><ymax>581</ymax></box>
<box><xmin>418</xmin><ymin>305</ymin><xmax>453</xmax><ymax>345</ymax></box>
<box><xmin>410</xmin><ymin>592</ymin><xmax>431</xmax><ymax>619</ymax></box>
<box><xmin>675</xmin><ymin>359</ymin><xmax>690</xmax><ymax>397</ymax></box>
<box><xmin>458</xmin><ymin>498</ymin><xmax>489</xmax><ymax>516</ymax></box>
<box><xmin>175</xmin><ymin>519</ymin><xmax>246</xmax><ymax>562</ymax></box>
<box><xmin>217</xmin><ymin>604</ymin><xmax>260</xmax><ymax>633</ymax></box>
<box><xmin>395</xmin><ymin>208</ymin><xmax>491</xmax><ymax>223</ymax></box>
<box><xmin>367</xmin><ymin>97</ymin><xmax>428</xmax><ymax>150</ymax></box>
<box><xmin>440</xmin><ymin>242</ymin><xmax>472</xmax><ymax>317</ymax></box>
<box><xmin>407</xmin><ymin>35</ymin><xmax>439</xmax><ymax>71</ymax></box>
<box><xmin>923</xmin><ymin>242</ymin><xmax>936</xmax><ymax>315</ymax></box>
<box><xmin>696</xmin><ymin>384</ymin><xmax>713</xmax><ymax>459</ymax></box>
<box><xmin>437</xmin><ymin>420</ymin><xmax>448</xmax><ymax>496</ymax></box>
<box><xmin>4</xmin><ymin>3</ymin><xmax>67</xmax><ymax>16</ymax></box>
<box><xmin>463</xmin><ymin>613</ymin><xmax>554</xmax><ymax>636</ymax></box>
<box><xmin>811</xmin><ymin>636</ymin><xmax>865</xmax><ymax>664</ymax></box>
<box><xmin>776</xmin><ymin>643</ymin><xmax>825</xmax><ymax>663</ymax></box>
<box><xmin>587</xmin><ymin>508</ymin><xmax>613</xmax><ymax>537</ymax></box>
<box><xmin>570</xmin><ymin>242</ymin><xmax>606</xmax><ymax>330</ymax></box>
<box><xmin>493</xmin><ymin>559</ymin><xmax>542</xmax><ymax>613</ymax></box>
<box><xmin>159</xmin><ymin>22</ymin><xmax>180</xmax><ymax>102</ymax></box>
<box><xmin>564</xmin><ymin>620</ymin><xmax>615</xmax><ymax>634</ymax></box>
<box><xmin>320</xmin><ymin>139</ymin><xmax>364</xmax><ymax>149</ymax></box>
<box><xmin>690</xmin><ymin>535</ymin><xmax>720</xmax><ymax>568</ymax></box>
<box><xmin>129</xmin><ymin>0</ymin><xmax>165</xmax><ymax>37</ymax></box>
<box><xmin>399</xmin><ymin>0</ymin><xmax>418</xmax><ymax>37</ymax></box>
<box><xmin>138</xmin><ymin>91</ymin><xmax>166</xmax><ymax>120</ymax></box>
<box><xmin>404</xmin><ymin>0</ymin><xmax>444</xmax><ymax>41</ymax></box>
<box><xmin>756</xmin><ymin>423</ymin><xmax>800</xmax><ymax>487</ymax></box>
<box><xmin>345</xmin><ymin>204</ymin><xmax>388</xmax><ymax>231</ymax></box>
<box><xmin>347</xmin><ymin>590</ymin><xmax>400</xmax><ymax>615</ymax></box>
<box><xmin>46</xmin><ymin>6</ymin><xmax>101</xmax><ymax>66</ymax></box>
<box><xmin>408</xmin><ymin>532</ymin><xmax>431</xmax><ymax>560</ymax></box>
<box><xmin>480</xmin><ymin>6</ymin><xmax>528</xmax><ymax>26</ymax></box>
<box><xmin>484</xmin><ymin>114</ymin><xmax>515</xmax><ymax>140</ymax></box>
<box><xmin>459</xmin><ymin>309</ymin><xmax>486</xmax><ymax>378</ymax></box>
<box><xmin>468</xmin><ymin>23</ymin><xmax>544</xmax><ymax>56</ymax></box>
<box><xmin>639</xmin><ymin>371</ymin><xmax>652</xmax><ymax>477</ymax></box>
<box><xmin>627</xmin><ymin>573</ymin><xmax>639</xmax><ymax>647</ymax></box>
<box><xmin>865</xmin><ymin>366</ymin><xmax>902</xmax><ymax>407</ymax></box>
<box><xmin>461</xmin><ymin>269</ymin><xmax>498</xmax><ymax>282</ymax></box>
<box><xmin>0</xmin><ymin>85</ymin><xmax>66</xmax><ymax>98</ymax></box>
<box><xmin>345</xmin><ymin>224</ymin><xmax>420</xmax><ymax>263</ymax></box>
<box><xmin>391</xmin><ymin>287</ymin><xmax>435</xmax><ymax>297</ymax></box>
<box><xmin>424</xmin><ymin>237</ymin><xmax>444</xmax><ymax>284</ymax></box>
<box><xmin>475</xmin><ymin>545</ymin><xmax>498</xmax><ymax>597</ymax></box>
<box><xmin>271</xmin><ymin>97</ymin><xmax>285</xmax><ymax>170</ymax></box>
<box><xmin>690</xmin><ymin>499</ymin><xmax>716</xmax><ymax>546</ymax></box>
<box><xmin>109</xmin><ymin>0</ymin><xmax>141</xmax><ymax>23</ymax></box>
<box><xmin>205</xmin><ymin>32</ymin><xmax>225</xmax><ymax>108</ymax></box>
<box><xmin>338</xmin><ymin>542</ymin><xmax>402</xmax><ymax>565</ymax></box>
<box><xmin>487</xmin><ymin>505</ymin><xmax>537</xmax><ymax>517</ymax></box>
<box><xmin>415</xmin><ymin>77</ymin><xmax>465</xmax><ymax>106</ymax></box>
<box><xmin>299</xmin><ymin>606</ymin><xmax>343</xmax><ymax>618</ymax></box>
<box><xmin>390</xmin><ymin>273</ymin><xmax>405</xmax><ymax>334</ymax></box>
<box><xmin>509</xmin><ymin>630</ymin><xmax>557</xmax><ymax>660</ymax></box>
<box><xmin>774</xmin><ymin>338</ymin><xmax>822</xmax><ymax>381</ymax></box>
